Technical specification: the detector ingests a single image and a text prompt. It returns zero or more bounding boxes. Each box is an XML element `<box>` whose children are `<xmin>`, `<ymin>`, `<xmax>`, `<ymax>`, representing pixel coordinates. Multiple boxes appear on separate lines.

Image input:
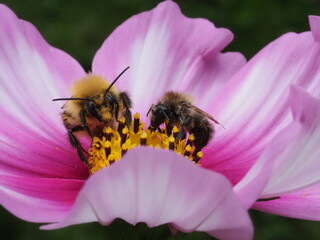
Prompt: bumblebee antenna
<box><xmin>105</xmin><ymin>66</ymin><xmax>130</xmax><ymax>95</ymax></box>
<box><xmin>52</xmin><ymin>97</ymin><xmax>91</xmax><ymax>101</ymax></box>
<box><xmin>146</xmin><ymin>104</ymin><xmax>154</xmax><ymax>117</ymax></box>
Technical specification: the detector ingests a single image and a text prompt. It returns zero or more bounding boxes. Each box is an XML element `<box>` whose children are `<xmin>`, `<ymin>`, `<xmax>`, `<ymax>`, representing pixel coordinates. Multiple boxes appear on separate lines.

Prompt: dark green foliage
<box><xmin>2</xmin><ymin>0</ymin><xmax>319</xmax><ymax>69</ymax></box>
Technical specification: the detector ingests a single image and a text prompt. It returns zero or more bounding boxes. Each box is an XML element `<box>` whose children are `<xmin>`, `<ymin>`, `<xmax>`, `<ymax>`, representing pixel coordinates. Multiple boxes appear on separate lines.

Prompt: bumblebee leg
<box><xmin>114</xmin><ymin>100</ymin><xmax>119</xmax><ymax>120</ymax></box>
<box><xmin>107</xmin><ymin>93</ymin><xmax>120</xmax><ymax>120</ymax></box>
<box><xmin>119</xmin><ymin>92</ymin><xmax>132</xmax><ymax>126</ymax></box>
<box><xmin>175</xmin><ymin>127</ymin><xmax>186</xmax><ymax>141</ymax></box>
<box><xmin>68</xmin><ymin>126</ymin><xmax>88</xmax><ymax>163</ymax></box>
<box><xmin>165</xmin><ymin>122</ymin><xmax>173</xmax><ymax>136</ymax></box>
<box><xmin>157</xmin><ymin>127</ymin><xmax>164</xmax><ymax>133</ymax></box>
<box><xmin>147</xmin><ymin>125</ymin><xmax>161</xmax><ymax>132</ymax></box>
<box><xmin>80</xmin><ymin>110</ymin><xmax>92</xmax><ymax>138</ymax></box>
<box><xmin>76</xmin><ymin>147</ymin><xmax>87</xmax><ymax>163</ymax></box>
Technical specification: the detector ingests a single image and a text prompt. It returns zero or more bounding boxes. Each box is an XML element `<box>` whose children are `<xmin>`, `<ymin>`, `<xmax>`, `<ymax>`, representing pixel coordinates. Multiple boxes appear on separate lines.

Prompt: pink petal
<box><xmin>42</xmin><ymin>147</ymin><xmax>253</xmax><ymax>240</ymax></box>
<box><xmin>235</xmin><ymin>85</ymin><xmax>320</xmax><ymax>210</ymax></box>
<box><xmin>260</xmin><ymin>85</ymin><xmax>320</xmax><ymax>196</ymax></box>
<box><xmin>202</xmin><ymin>18</ymin><xmax>320</xmax><ymax>185</ymax></box>
<box><xmin>0</xmin><ymin>4</ymin><xmax>88</xmax><ymax>178</ymax></box>
<box><xmin>92</xmin><ymin>1</ymin><xmax>245</xmax><ymax>119</ymax></box>
<box><xmin>0</xmin><ymin>4</ymin><xmax>85</xmax><ymax>128</ymax></box>
<box><xmin>309</xmin><ymin>15</ymin><xmax>320</xmax><ymax>41</ymax></box>
<box><xmin>253</xmin><ymin>183</ymin><xmax>320</xmax><ymax>220</ymax></box>
<box><xmin>0</xmin><ymin>175</ymin><xmax>84</xmax><ymax>222</ymax></box>
<box><xmin>0</xmin><ymin>122</ymin><xmax>88</xmax><ymax>179</ymax></box>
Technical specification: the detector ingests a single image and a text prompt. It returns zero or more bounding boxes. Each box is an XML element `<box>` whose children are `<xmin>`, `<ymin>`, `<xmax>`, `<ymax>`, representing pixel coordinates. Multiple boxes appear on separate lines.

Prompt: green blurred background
<box><xmin>1</xmin><ymin>0</ymin><xmax>320</xmax><ymax>239</ymax></box>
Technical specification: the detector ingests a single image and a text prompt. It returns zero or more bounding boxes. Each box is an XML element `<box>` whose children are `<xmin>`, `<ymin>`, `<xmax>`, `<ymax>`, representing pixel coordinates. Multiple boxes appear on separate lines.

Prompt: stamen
<box><xmin>121</xmin><ymin>127</ymin><xmax>129</xmax><ymax>145</ymax></box>
<box><xmin>104</xmin><ymin>141</ymin><xmax>111</xmax><ymax>158</ymax></box>
<box><xmin>186</xmin><ymin>134</ymin><xmax>195</xmax><ymax>146</ymax></box>
<box><xmin>193</xmin><ymin>151</ymin><xmax>203</xmax><ymax>163</ymax></box>
<box><xmin>184</xmin><ymin>144</ymin><xmax>192</xmax><ymax>157</ymax></box>
<box><xmin>88</xmin><ymin>112</ymin><xmax>204</xmax><ymax>174</ymax></box>
<box><xmin>133</xmin><ymin>113</ymin><xmax>140</xmax><ymax>134</ymax></box>
<box><xmin>140</xmin><ymin>131</ymin><xmax>147</xmax><ymax>145</ymax></box>
<box><xmin>121</xmin><ymin>142</ymin><xmax>128</xmax><ymax>156</ymax></box>
<box><xmin>168</xmin><ymin>135</ymin><xmax>175</xmax><ymax>150</ymax></box>
<box><xmin>117</xmin><ymin>116</ymin><xmax>126</xmax><ymax>134</ymax></box>
<box><xmin>172</xmin><ymin>126</ymin><xmax>179</xmax><ymax>139</ymax></box>
<box><xmin>109</xmin><ymin>157</ymin><xmax>115</xmax><ymax>164</ymax></box>
<box><xmin>103</xmin><ymin>127</ymin><xmax>113</xmax><ymax>141</ymax></box>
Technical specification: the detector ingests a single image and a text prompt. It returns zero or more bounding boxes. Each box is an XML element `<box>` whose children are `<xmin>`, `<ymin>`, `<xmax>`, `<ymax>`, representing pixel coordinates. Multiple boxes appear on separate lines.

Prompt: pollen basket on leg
<box><xmin>88</xmin><ymin>113</ymin><xmax>203</xmax><ymax>174</ymax></box>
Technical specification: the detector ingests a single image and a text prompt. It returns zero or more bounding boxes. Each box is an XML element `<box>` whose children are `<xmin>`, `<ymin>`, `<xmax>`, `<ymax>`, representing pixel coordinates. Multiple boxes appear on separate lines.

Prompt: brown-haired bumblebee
<box><xmin>148</xmin><ymin>91</ymin><xmax>222</xmax><ymax>154</ymax></box>
<box><xmin>53</xmin><ymin>67</ymin><xmax>132</xmax><ymax>162</ymax></box>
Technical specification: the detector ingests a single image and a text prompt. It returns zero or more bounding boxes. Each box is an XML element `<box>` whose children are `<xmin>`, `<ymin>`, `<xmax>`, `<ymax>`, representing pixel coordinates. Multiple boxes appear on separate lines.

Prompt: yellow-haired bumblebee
<box><xmin>53</xmin><ymin>67</ymin><xmax>132</xmax><ymax>162</ymax></box>
<box><xmin>148</xmin><ymin>91</ymin><xmax>222</xmax><ymax>154</ymax></box>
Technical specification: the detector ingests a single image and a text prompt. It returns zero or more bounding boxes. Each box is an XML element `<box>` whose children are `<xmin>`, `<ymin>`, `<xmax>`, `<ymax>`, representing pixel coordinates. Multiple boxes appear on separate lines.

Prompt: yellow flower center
<box><xmin>88</xmin><ymin>113</ymin><xmax>203</xmax><ymax>174</ymax></box>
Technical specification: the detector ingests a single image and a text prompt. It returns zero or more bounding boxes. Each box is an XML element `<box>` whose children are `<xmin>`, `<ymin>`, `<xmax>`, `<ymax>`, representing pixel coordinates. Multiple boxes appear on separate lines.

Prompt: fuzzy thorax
<box><xmin>63</xmin><ymin>74</ymin><xmax>120</xmax><ymax>119</ymax></box>
<box><xmin>88</xmin><ymin>113</ymin><xmax>203</xmax><ymax>174</ymax></box>
<box><xmin>70</xmin><ymin>74</ymin><xmax>119</xmax><ymax>98</ymax></box>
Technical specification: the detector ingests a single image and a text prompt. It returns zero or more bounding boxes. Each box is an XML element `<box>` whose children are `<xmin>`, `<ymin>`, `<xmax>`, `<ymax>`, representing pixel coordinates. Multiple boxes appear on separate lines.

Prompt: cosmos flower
<box><xmin>0</xmin><ymin>1</ymin><xmax>319</xmax><ymax>240</ymax></box>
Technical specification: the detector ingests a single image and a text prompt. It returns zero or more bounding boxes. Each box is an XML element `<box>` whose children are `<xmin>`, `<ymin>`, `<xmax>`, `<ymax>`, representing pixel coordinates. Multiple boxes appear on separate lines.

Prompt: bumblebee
<box><xmin>53</xmin><ymin>67</ymin><xmax>132</xmax><ymax>162</ymax></box>
<box><xmin>148</xmin><ymin>91</ymin><xmax>221</xmax><ymax>154</ymax></box>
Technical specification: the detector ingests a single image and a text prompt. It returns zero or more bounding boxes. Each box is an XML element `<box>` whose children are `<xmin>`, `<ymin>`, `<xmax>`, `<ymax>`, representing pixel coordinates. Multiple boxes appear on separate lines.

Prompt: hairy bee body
<box><xmin>149</xmin><ymin>91</ymin><xmax>217</xmax><ymax>153</ymax></box>
<box><xmin>54</xmin><ymin>68</ymin><xmax>132</xmax><ymax>162</ymax></box>
<box><xmin>61</xmin><ymin>74</ymin><xmax>131</xmax><ymax>137</ymax></box>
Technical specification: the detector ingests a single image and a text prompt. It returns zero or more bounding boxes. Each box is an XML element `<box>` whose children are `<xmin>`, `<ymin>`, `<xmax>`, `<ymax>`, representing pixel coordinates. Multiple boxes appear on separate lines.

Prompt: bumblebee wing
<box><xmin>191</xmin><ymin>105</ymin><xmax>224</xmax><ymax>127</ymax></box>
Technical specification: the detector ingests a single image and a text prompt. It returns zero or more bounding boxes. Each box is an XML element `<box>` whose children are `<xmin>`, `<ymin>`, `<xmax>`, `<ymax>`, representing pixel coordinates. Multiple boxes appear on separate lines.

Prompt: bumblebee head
<box><xmin>53</xmin><ymin>66</ymin><xmax>130</xmax><ymax>123</ymax></box>
<box><xmin>85</xmin><ymin>93</ymin><xmax>120</xmax><ymax>123</ymax></box>
<box><xmin>148</xmin><ymin>104</ymin><xmax>170</xmax><ymax>130</ymax></box>
<box><xmin>85</xmin><ymin>99</ymin><xmax>103</xmax><ymax>122</ymax></box>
